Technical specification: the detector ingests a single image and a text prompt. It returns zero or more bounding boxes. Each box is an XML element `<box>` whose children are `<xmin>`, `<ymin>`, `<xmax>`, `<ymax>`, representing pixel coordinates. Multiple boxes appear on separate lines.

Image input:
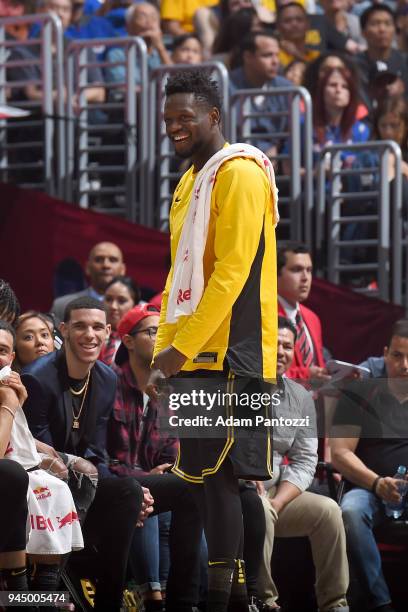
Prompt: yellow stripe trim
<box><xmin>171</xmin><ymin>372</ymin><xmax>236</xmax><ymax>482</ymax></box>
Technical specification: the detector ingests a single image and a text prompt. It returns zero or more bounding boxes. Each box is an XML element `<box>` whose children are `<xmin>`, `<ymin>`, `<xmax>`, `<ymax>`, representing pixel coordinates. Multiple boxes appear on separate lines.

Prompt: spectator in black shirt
<box><xmin>356</xmin><ymin>4</ymin><xmax>408</xmax><ymax>109</ymax></box>
<box><xmin>330</xmin><ymin>318</ymin><xmax>408</xmax><ymax>612</ymax></box>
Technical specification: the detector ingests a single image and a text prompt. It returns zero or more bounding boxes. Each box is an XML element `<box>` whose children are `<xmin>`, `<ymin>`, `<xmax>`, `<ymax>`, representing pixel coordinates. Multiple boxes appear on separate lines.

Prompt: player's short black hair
<box><xmin>165</xmin><ymin>68</ymin><xmax>223</xmax><ymax>113</ymax></box>
<box><xmin>63</xmin><ymin>297</ymin><xmax>107</xmax><ymax>323</ymax></box>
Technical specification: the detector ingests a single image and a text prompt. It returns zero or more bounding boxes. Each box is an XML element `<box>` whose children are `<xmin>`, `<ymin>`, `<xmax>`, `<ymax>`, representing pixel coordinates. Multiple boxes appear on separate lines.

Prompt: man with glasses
<box><xmin>108</xmin><ymin>303</ymin><xmax>179</xmax><ymax>479</ymax></box>
<box><xmin>107</xmin><ymin>304</ymin><xmax>203</xmax><ymax>612</ymax></box>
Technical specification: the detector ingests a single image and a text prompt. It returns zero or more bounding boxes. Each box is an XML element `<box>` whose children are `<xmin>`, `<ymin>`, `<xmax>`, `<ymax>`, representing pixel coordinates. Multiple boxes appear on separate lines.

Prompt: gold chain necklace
<box><xmin>70</xmin><ymin>371</ymin><xmax>90</xmax><ymax>430</ymax></box>
<box><xmin>69</xmin><ymin>371</ymin><xmax>90</xmax><ymax>396</ymax></box>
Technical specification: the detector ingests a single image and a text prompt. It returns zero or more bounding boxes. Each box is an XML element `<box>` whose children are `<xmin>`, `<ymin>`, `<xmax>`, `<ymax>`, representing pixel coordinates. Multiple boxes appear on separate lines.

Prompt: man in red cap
<box><xmin>108</xmin><ymin>303</ymin><xmax>178</xmax><ymax>480</ymax></box>
<box><xmin>107</xmin><ymin>304</ymin><xmax>202</xmax><ymax>612</ymax></box>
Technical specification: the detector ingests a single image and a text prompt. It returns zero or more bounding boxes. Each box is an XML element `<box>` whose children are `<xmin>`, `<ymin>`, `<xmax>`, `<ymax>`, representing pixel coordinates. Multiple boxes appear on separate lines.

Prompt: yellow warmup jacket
<box><xmin>153</xmin><ymin>156</ymin><xmax>278</xmax><ymax>380</ymax></box>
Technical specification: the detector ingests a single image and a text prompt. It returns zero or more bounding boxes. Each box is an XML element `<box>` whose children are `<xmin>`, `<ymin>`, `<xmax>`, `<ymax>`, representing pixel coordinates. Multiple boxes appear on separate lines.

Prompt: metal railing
<box><xmin>229</xmin><ymin>86</ymin><xmax>313</xmax><ymax>246</ymax></box>
<box><xmin>65</xmin><ymin>36</ymin><xmax>148</xmax><ymax>222</ymax></box>
<box><xmin>0</xmin><ymin>13</ymin><xmax>64</xmax><ymax>196</ymax></box>
<box><xmin>148</xmin><ymin>61</ymin><xmax>230</xmax><ymax>230</ymax></box>
<box><xmin>315</xmin><ymin>140</ymin><xmax>402</xmax><ymax>304</ymax></box>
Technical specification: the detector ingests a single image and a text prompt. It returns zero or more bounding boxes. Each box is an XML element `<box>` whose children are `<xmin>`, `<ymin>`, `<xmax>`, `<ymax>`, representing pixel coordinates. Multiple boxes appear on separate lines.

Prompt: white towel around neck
<box><xmin>166</xmin><ymin>143</ymin><xmax>279</xmax><ymax>324</ymax></box>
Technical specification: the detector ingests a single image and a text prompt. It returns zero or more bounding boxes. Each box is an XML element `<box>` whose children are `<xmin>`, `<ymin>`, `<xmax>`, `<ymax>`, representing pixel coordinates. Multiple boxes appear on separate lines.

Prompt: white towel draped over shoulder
<box><xmin>166</xmin><ymin>143</ymin><xmax>279</xmax><ymax>324</ymax></box>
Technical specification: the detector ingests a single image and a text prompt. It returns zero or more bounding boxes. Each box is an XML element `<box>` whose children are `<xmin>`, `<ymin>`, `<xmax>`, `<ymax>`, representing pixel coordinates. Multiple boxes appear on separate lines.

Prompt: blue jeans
<box><xmin>341</xmin><ymin>488</ymin><xmax>391</xmax><ymax>610</ymax></box>
<box><xmin>129</xmin><ymin>511</ymin><xmax>171</xmax><ymax>593</ymax></box>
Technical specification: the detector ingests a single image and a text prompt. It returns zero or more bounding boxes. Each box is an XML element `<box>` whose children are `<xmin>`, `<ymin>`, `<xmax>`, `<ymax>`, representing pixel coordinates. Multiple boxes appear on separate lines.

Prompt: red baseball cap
<box><xmin>115</xmin><ymin>303</ymin><xmax>160</xmax><ymax>365</ymax></box>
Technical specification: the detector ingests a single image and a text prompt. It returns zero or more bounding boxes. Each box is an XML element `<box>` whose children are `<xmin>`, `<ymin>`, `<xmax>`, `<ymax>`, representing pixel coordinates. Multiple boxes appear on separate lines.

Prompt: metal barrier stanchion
<box><xmin>65</xmin><ymin>36</ymin><xmax>148</xmax><ymax>220</ymax></box>
<box><xmin>316</xmin><ymin>140</ymin><xmax>402</xmax><ymax>304</ymax></box>
<box><xmin>0</xmin><ymin>13</ymin><xmax>65</xmax><ymax>197</ymax></box>
<box><xmin>229</xmin><ymin>85</ymin><xmax>313</xmax><ymax>246</ymax></box>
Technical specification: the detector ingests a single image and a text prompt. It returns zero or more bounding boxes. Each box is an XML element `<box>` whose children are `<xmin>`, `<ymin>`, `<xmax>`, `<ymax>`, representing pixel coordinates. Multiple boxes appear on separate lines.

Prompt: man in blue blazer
<box><xmin>23</xmin><ymin>296</ymin><xmax>202</xmax><ymax>612</ymax></box>
<box><xmin>22</xmin><ymin>296</ymin><xmax>143</xmax><ymax>612</ymax></box>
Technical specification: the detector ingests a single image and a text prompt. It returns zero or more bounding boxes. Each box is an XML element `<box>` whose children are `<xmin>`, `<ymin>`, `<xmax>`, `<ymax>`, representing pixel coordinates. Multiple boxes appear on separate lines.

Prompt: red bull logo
<box><xmin>33</xmin><ymin>486</ymin><xmax>50</xmax><ymax>495</ymax></box>
<box><xmin>57</xmin><ymin>511</ymin><xmax>79</xmax><ymax>529</ymax></box>
<box><xmin>33</xmin><ymin>486</ymin><xmax>51</xmax><ymax>500</ymax></box>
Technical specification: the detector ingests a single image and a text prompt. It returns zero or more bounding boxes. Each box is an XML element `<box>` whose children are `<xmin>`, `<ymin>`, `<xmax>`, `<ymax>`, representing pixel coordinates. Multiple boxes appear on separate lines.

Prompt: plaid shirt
<box><xmin>107</xmin><ymin>362</ymin><xmax>178</xmax><ymax>477</ymax></box>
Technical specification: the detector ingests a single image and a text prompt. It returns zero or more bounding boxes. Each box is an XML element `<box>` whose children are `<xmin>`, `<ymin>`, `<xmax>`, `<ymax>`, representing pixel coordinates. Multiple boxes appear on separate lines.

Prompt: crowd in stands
<box><xmin>1</xmin><ymin>237</ymin><xmax>408</xmax><ymax>612</ymax></box>
<box><xmin>1</xmin><ymin>0</ymin><xmax>408</xmax><ymax>196</ymax></box>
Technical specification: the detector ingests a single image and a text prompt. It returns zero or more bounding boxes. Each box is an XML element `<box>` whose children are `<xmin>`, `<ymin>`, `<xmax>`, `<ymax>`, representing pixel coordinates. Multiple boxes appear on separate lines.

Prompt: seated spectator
<box><xmin>303</xmin><ymin>52</ymin><xmax>368</xmax><ymax>121</ymax></box>
<box><xmin>84</xmin><ymin>0</ymin><xmax>102</xmax><ymax>15</ymax></box>
<box><xmin>50</xmin><ymin>241</ymin><xmax>126</xmax><ymax>323</ymax></box>
<box><xmin>344</xmin><ymin>96</ymin><xmax>408</xmax><ymax>249</ymax></box>
<box><xmin>277</xmin><ymin>242</ymin><xmax>330</xmax><ymax>383</ymax></box>
<box><xmin>330</xmin><ymin>318</ymin><xmax>408</xmax><ymax>612</ymax></box>
<box><xmin>108</xmin><ymin>304</ymin><xmax>178</xmax><ymax>611</ymax></box>
<box><xmin>0</xmin><ymin>320</ymin><xmax>84</xmax><ymax>595</ymax></box>
<box><xmin>283</xmin><ymin>58</ymin><xmax>306</xmax><ymax>84</ymax></box>
<box><xmin>373</xmin><ymin>95</ymin><xmax>408</xmax><ymax>176</ymax></box>
<box><xmin>0</xmin><ymin>457</ymin><xmax>29</xmax><ymax>597</ymax></box>
<box><xmin>257</xmin><ymin>316</ymin><xmax>349</xmax><ymax>612</ymax></box>
<box><xmin>229</xmin><ymin>31</ymin><xmax>292</xmax><ymax>158</ymax></box>
<box><xmin>96</xmin><ymin>0</ymin><xmax>132</xmax><ymax>36</ymax></box>
<box><xmin>212</xmin><ymin>7</ymin><xmax>264</xmax><ymax>68</ymax></box>
<box><xmin>194</xmin><ymin>0</ymin><xmax>275</xmax><ymax>59</ymax></box>
<box><xmin>276</xmin><ymin>2</ymin><xmax>327</xmax><ymax>67</ymax></box>
<box><xmin>65</xmin><ymin>0</ymin><xmax>117</xmax><ymax>47</ymax></box>
<box><xmin>22</xmin><ymin>297</ymin><xmax>145</xmax><ymax>611</ymax></box>
<box><xmin>0</xmin><ymin>0</ymin><xmax>32</xmax><ymax>40</ymax></box>
<box><xmin>356</xmin><ymin>4</ymin><xmax>408</xmax><ymax>110</ymax></box>
<box><xmin>172</xmin><ymin>33</ymin><xmax>204</xmax><ymax>65</ymax></box>
<box><xmin>160</xmin><ymin>0</ymin><xmax>219</xmax><ymax>36</ymax></box>
<box><xmin>396</xmin><ymin>0</ymin><xmax>408</xmax><ymax>52</ymax></box>
<box><xmin>320</xmin><ymin>0</ymin><xmax>366</xmax><ymax>50</ymax></box>
<box><xmin>312</xmin><ymin>66</ymin><xmax>370</xmax><ymax>163</ymax></box>
<box><xmin>105</xmin><ymin>2</ymin><xmax>172</xmax><ymax>87</ymax></box>
<box><xmin>0</xmin><ymin>293</ymin><xmax>29</xmax><ymax>595</ymax></box>
<box><xmin>0</xmin><ymin>278</ymin><xmax>20</xmax><ymax>323</ymax></box>
<box><xmin>104</xmin><ymin>304</ymin><xmax>203</xmax><ymax>612</ymax></box>
<box><xmin>13</xmin><ymin>311</ymin><xmax>55</xmax><ymax>372</ymax></box>
<box><xmin>277</xmin><ymin>0</ymin><xmax>359</xmax><ymax>59</ymax></box>
<box><xmin>10</xmin><ymin>0</ymin><xmax>105</xmax><ymax>110</ymax></box>
<box><xmin>100</xmin><ymin>275</ymin><xmax>141</xmax><ymax>366</ymax></box>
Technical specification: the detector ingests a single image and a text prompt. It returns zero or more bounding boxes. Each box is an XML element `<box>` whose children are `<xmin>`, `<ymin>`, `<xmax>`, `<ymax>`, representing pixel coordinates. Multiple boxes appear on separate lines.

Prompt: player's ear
<box><xmin>210</xmin><ymin>107</ymin><xmax>220</xmax><ymax>127</ymax></box>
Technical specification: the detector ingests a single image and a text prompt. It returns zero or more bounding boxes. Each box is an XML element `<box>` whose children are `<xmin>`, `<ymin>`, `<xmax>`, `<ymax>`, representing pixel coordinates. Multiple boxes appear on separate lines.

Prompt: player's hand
<box><xmin>152</xmin><ymin>346</ymin><xmax>187</xmax><ymax>378</ymax></box>
<box><xmin>1</xmin><ymin>371</ymin><xmax>28</xmax><ymax>406</ymax></box>
<box><xmin>0</xmin><ymin>385</ymin><xmax>21</xmax><ymax>414</ymax></box>
<box><xmin>39</xmin><ymin>455</ymin><xmax>69</xmax><ymax>480</ymax></box>
<box><xmin>309</xmin><ymin>366</ymin><xmax>331</xmax><ymax>382</ymax></box>
<box><xmin>145</xmin><ymin>369</ymin><xmax>167</xmax><ymax>401</ymax></box>
<box><xmin>35</xmin><ymin>440</ymin><xmax>60</xmax><ymax>459</ymax></box>
<box><xmin>150</xmin><ymin>463</ymin><xmax>172</xmax><ymax>475</ymax></box>
<box><xmin>136</xmin><ymin>487</ymin><xmax>154</xmax><ymax>527</ymax></box>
